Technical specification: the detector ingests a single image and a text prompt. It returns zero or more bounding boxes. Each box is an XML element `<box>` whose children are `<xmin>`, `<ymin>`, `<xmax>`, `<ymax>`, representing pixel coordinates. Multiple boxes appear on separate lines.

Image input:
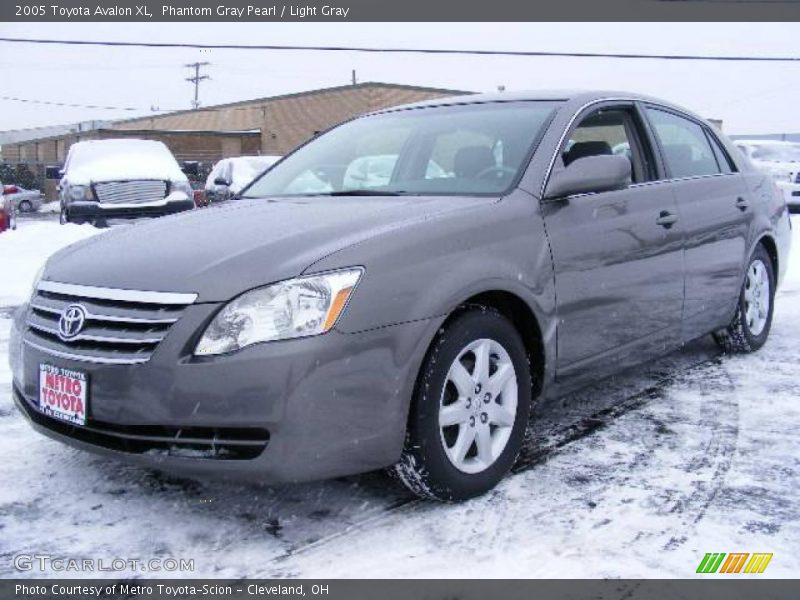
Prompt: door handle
<box><xmin>736</xmin><ymin>197</ymin><xmax>750</xmax><ymax>212</ymax></box>
<box><xmin>656</xmin><ymin>210</ymin><xmax>678</xmax><ymax>229</ymax></box>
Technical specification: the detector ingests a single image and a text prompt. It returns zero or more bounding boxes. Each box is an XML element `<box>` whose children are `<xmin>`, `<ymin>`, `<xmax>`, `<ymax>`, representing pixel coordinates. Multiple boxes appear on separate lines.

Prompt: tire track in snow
<box><xmin>265</xmin><ymin>348</ymin><xmax>725</xmax><ymax>569</ymax></box>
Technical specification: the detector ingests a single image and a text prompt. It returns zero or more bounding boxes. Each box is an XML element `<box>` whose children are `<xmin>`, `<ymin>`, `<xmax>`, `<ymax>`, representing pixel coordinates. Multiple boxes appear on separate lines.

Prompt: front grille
<box><xmin>94</xmin><ymin>180</ymin><xmax>168</xmax><ymax>205</ymax></box>
<box><xmin>14</xmin><ymin>386</ymin><xmax>269</xmax><ymax>460</ymax></box>
<box><xmin>25</xmin><ymin>281</ymin><xmax>196</xmax><ymax>364</ymax></box>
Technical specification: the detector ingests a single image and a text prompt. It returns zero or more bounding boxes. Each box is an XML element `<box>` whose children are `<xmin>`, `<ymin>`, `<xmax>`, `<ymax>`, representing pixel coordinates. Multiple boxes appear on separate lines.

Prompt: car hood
<box><xmin>44</xmin><ymin>195</ymin><xmax>495</xmax><ymax>302</ymax></box>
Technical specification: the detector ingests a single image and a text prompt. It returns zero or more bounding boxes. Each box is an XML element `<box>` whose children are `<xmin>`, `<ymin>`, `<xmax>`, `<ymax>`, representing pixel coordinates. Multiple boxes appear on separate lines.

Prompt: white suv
<box><xmin>59</xmin><ymin>139</ymin><xmax>195</xmax><ymax>225</ymax></box>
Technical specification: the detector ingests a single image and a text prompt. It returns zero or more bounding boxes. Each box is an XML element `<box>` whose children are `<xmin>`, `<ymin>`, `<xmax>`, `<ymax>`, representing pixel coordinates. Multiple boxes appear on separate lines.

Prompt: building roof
<box><xmin>111</xmin><ymin>81</ymin><xmax>469</xmax><ymax>127</ymax></box>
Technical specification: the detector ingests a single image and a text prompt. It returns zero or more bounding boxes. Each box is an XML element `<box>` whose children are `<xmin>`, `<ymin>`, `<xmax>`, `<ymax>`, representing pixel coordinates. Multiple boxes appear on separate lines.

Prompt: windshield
<box><xmin>747</xmin><ymin>143</ymin><xmax>800</xmax><ymax>163</ymax></box>
<box><xmin>242</xmin><ymin>101</ymin><xmax>561</xmax><ymax>198</ymax></box>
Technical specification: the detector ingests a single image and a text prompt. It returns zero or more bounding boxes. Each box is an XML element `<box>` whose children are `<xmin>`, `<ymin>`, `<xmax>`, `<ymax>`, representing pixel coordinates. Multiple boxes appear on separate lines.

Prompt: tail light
<box><xmin>193</xmin><ymin>189</ymin><xmax>207</xmax><ymax>207</ymax></box>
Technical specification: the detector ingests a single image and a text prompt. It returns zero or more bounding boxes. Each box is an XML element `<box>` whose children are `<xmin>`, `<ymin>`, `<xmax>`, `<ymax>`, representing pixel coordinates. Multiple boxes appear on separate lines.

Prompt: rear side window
<box><xmin>706</xmin><ymin>131</ymin><xmax>737</xmax><ymax>174</ymax></box>
<box><xmin>645</xmin><ymin>108</ymin><xmax>721</xmax><ymax>179</ymax></box>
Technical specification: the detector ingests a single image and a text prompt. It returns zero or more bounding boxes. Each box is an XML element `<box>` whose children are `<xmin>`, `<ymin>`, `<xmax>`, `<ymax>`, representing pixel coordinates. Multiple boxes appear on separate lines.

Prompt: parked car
<box><xmin>735</xmin><ymin>139</ymin><xmax>800</xmax><ymax>212</ymax></box>
<box><xmin>58</xmin><ymin>139</ymin><xmax>194</xmax><ymax>225</ymax></box>
<box><xmin>10</xmin><ymin>91</ymin><xmax>791</xmax><ymax>501</ymax></box>
<box><xmin>0</xmin><ymin>184</ymin><xmax>16</xmax><ymax>233</ymax></box>
<box><xmin>3</xmin><ymin>184</ymin><xmax>43</xmax><ymax>213</ymax></box>
<box><xmin>205</xmin><ymin>155</ymin><xmax>281</xmax><ymax>203</ymax></box>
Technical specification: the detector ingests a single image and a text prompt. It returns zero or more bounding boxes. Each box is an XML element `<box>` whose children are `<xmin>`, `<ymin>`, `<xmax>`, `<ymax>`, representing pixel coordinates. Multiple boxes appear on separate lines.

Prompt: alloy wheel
<box><xmin>439</xmin><ymin>338</ymin><xmax>518</xmax><ymax>474</ymax></box>
<box><xmin>744</xmin><ymin>259</ymin><xmax>770</xmax><ymax>336</ymax></box>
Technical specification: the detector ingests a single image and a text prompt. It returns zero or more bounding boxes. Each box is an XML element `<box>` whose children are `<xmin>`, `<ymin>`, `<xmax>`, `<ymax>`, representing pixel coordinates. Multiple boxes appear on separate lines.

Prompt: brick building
<box><xmin>2</xmin><ymin>82</ymin><xmax>465</xmax><ymax>165</ymax></box>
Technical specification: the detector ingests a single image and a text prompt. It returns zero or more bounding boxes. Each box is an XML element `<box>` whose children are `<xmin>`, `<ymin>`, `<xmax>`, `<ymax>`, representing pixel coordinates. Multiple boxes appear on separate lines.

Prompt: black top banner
<box><xmin>4</xmin><ymin>0</ymin><xmax>800</xmax><ymax>22</ymax></box>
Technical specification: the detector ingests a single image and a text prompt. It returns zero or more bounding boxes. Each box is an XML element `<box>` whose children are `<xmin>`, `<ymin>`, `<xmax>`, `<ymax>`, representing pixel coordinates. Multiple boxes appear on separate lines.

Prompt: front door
<box><xmin>541</xmin><ymin>103</ymin><xmax>685</xmax><ymax>384</ymax></box>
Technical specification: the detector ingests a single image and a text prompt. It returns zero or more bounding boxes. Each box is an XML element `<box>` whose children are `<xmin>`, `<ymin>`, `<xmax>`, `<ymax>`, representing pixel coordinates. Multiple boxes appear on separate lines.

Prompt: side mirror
<box><xmin>214</xmin><ymin>177</ymin><xmax>230</xmax><ymax>186</ymax></box>
<box><xmin>545</xmin><ymin>154</ymin><xmax>632</xmax><ymax>200</ymax></box>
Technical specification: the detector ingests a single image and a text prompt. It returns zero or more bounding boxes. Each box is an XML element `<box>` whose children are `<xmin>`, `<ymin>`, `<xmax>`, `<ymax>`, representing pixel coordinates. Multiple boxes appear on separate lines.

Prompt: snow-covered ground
<box><xmin>0</xmin><ymin>221</ymin><xmax>100</xmax><ymax>307</ymax></box>
<box><xmin>0</xmin><ymin>216</ymin><xmax>798</xmax><ymax>578</ymax></box>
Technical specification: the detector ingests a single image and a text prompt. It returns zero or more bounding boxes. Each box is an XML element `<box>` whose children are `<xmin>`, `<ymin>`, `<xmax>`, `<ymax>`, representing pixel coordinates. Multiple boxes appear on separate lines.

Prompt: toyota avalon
<box><xmin>9</xmin><ymin>91</ymin><xmax>792</xmax><ymax>501</ymax></box>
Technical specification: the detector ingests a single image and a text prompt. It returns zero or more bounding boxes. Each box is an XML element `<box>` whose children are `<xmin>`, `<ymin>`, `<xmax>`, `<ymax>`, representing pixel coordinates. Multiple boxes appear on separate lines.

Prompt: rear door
<box><xmin>642</xmin><ymin>106</ymin><xmax>751</xmax><ymax>339</ymax></box>
<box><xmin>542</xmin><ymin>102</ymin><xmax>685</xmax><ymax>384</ymax></box>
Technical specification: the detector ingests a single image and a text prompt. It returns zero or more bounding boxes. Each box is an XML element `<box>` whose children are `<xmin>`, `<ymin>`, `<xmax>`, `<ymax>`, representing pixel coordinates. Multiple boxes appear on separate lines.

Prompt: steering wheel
<box><xmin>475</xmin><ymin>165</ymin><xmax>517</xmax><ymax>180</ymax></box>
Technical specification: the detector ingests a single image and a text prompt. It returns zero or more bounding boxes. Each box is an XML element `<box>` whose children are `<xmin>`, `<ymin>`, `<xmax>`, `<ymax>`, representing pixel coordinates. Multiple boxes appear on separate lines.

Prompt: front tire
<box><xmin>713</xmin><ymin>244</ymin><xmax>775</xmax><ymax>353</ymax></box>
<box><xmin>394</xmin><ymin>307</ymin><xmax>532</xmax><ymax>501</ymax></box>
<box><xmin>18</xmin><ymin>200</ymin><xmax>33</xmax><ymax>213</ymax></box>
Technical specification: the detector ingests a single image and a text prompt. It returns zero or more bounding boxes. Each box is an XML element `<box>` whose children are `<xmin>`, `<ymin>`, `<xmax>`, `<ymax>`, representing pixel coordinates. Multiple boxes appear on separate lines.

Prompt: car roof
<box><xmin>371</xmin><ymin>89</ymin><xmax>692</xmax><ymax>115</ymax></box>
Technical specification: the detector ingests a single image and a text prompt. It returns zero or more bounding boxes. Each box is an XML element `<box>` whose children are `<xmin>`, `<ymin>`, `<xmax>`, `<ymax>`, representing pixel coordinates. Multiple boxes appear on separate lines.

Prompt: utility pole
<box><xmin>351</xmin><ymin>69</ymin><xmax>357</xmax><ymax>85</ymax></box>
<box><xmin>185</xmin><ymin>62</ymin><xmax>210</xmax><ymax>109</ymax></box>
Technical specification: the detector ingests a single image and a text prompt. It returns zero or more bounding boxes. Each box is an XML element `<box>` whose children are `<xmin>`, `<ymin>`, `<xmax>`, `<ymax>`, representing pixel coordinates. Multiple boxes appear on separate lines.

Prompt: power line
<box><xmin>185</xmin><ymin>61</ymin><xmax>211</xmax><ymax>109</ymax></box>
<box><xmin>0</xmin><ymin>36</ymin><xmax>798</xmax><ymax>62</ymax></box>
<box><xmin>0</xmin><ymin>95</ymin><xmax>145</xmax><ymax>111</ymax></box>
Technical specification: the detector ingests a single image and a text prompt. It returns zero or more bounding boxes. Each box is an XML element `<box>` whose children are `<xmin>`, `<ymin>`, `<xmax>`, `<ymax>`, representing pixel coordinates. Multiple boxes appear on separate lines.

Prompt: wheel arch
<box><xmin>756</xmin><ymin>234</ymin><xmax>779</xmax><ymax>280</ymax></box>
<box><xmin>438</xmin><ymin>288</ymin><xmax>548</xmax><ymax>398</ymax></box>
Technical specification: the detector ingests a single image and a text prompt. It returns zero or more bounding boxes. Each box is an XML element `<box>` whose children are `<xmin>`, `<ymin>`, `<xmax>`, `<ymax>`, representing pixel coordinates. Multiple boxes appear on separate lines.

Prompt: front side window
<box><xmin>242</xmin><ymin>101</ymin><xmax>561</xmax><ymax>198</ymax></box>
<box><xmin>645</xmin><ymin>108</ymin><xmax>721</xmax><ymax>179</ymax></box>
<box><xmin>562</xmin><ymin>107</ymin><xmax>654</xmax><ymax>183</ymax></box>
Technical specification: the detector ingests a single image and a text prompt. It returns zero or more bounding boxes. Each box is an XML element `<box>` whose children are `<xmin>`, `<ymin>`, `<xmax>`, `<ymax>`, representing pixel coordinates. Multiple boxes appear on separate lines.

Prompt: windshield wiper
<box><xmin>327</xmin><ymin>189</ymin><xmax>409</xmax><ymax>196</ymax></box>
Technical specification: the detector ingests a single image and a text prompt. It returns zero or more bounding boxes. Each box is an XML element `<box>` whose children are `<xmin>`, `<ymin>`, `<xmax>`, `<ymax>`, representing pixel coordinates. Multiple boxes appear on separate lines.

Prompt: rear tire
<box><xmin>59</xmin><ymin>206</ymin><xmax>70</xmax><ymax>225</ymax></box>
<box><xmin>393</xmin><ymin>307</ymin><xmax>532</xmax><ymax>501</ymax></box>
<box><xmin>18</xmin><ymin>200</ymin><xmax>32</xmax><ymax>213</ymax></box>
<box><xmin>713</xmin><ymin>244</ymin><xmax>775</xmax><ymax>353</ymax></box>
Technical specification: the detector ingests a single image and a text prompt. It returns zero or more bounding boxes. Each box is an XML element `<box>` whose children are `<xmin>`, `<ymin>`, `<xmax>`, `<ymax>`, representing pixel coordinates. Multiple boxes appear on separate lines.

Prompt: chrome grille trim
<box><xmin>94</xmin><ymin>180</ymin><xmax>168</xmax><ymax>206</ymax></box>
<box><xmin>38</xmin><ymin>280</ymin><xmax>197</xmax><ymax>305</ymax></box>
<box><xmin>27</xmin><ymin>321</ymin><xmax>164</xmax><ymax>346</ymax></box>
<box><xmin>23</xmin><ymin>339</ymin><xmax>150</xmax><ymax>365</ymax></box>
<box><xmin>30</xmin><ymin>302</ymin><xmax>179</xmax><ymax>325</ymax></box>
<box><xmin>25</xmin><ymin>282</ymin><xmax>196</xmax><ymax>365</ymax></box>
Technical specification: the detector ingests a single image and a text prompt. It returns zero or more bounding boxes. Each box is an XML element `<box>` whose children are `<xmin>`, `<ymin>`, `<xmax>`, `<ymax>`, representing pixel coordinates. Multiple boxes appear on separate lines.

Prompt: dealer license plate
<box><xmin>39</xmin><ymin>364</ymin><xmax>88</xmax><ymax>426</ymax></box>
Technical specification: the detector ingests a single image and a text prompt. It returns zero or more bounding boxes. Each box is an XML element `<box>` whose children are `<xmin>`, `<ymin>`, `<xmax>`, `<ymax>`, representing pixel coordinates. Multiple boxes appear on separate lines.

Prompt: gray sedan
<box><xmin>9</xmin><ymin>91</ymin><xmax>792</xmax><ymax>501</ymax></box>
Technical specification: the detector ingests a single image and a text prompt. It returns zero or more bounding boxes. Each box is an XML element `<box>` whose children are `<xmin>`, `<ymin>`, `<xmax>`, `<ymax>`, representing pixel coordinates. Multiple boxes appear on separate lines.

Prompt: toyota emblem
<box><xmin>58</xmin><ymin>304</ymin><xmax>87</xmax><ymax>341</ymax></box>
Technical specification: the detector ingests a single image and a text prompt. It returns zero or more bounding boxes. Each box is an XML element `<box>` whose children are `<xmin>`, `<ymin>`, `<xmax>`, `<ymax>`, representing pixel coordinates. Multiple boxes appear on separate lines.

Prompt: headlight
<box><xmin>194</xmin><ymin>268</ymin><xmax>363</xmax><ymax>356</ymax></box>
<box><xmin>171</xmin><ymin>181</ymin><xmax>193</xmax><ymax>199</ymax></box>
<box><xmin>68</xmin><ymin>185</ymin><xmax>92</xmax><ymax>201</ymax></box>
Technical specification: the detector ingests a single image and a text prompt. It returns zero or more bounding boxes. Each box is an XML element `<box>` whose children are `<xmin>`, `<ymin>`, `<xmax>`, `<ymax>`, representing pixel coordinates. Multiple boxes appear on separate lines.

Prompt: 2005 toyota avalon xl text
<box><xmin>9</xmin><ymin>91</ymin><xmax>792</xmax><ymax>501</ymax></box>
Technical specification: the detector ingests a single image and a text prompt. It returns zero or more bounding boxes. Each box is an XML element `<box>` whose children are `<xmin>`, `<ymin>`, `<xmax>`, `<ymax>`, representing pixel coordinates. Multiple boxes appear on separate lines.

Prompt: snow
<box><xmin>205</xmin><ymin>156</ymin><xmax>282</xmax><ymax>193</ymax></box>
<box><xmin>0</xmin><ymin>221</ymin><xmax>102</xmax><ymax>306</ymax></box>
<box><xmin>64</xmin><ymin>139</ymin><xmax>188</xmax><ymax>185</ymax></box>
<box><xmin>0</xmin><ymin>215</ymin><xmax>798</xmax><ymax>578</ymax></box>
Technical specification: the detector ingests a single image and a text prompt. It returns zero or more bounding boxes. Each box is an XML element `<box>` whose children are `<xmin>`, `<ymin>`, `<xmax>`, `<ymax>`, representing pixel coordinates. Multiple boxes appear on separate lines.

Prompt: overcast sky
<box><xmin>0</xmin><ymin>22</ymin><xmax>798</xmax><ymax>135</ymax></box>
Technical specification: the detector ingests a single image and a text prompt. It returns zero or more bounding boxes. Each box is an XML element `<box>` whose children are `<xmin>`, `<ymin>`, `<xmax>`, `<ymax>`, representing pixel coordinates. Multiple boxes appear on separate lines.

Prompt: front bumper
<box><xmin>11</xmin><ymin>305</ymin><xmax>441</xmax><ymax>483</ymax></box>
<box><xmin>66</xmin><ymin>198</ymin><xmax>195</xmax><ymax>220</ymax></box>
